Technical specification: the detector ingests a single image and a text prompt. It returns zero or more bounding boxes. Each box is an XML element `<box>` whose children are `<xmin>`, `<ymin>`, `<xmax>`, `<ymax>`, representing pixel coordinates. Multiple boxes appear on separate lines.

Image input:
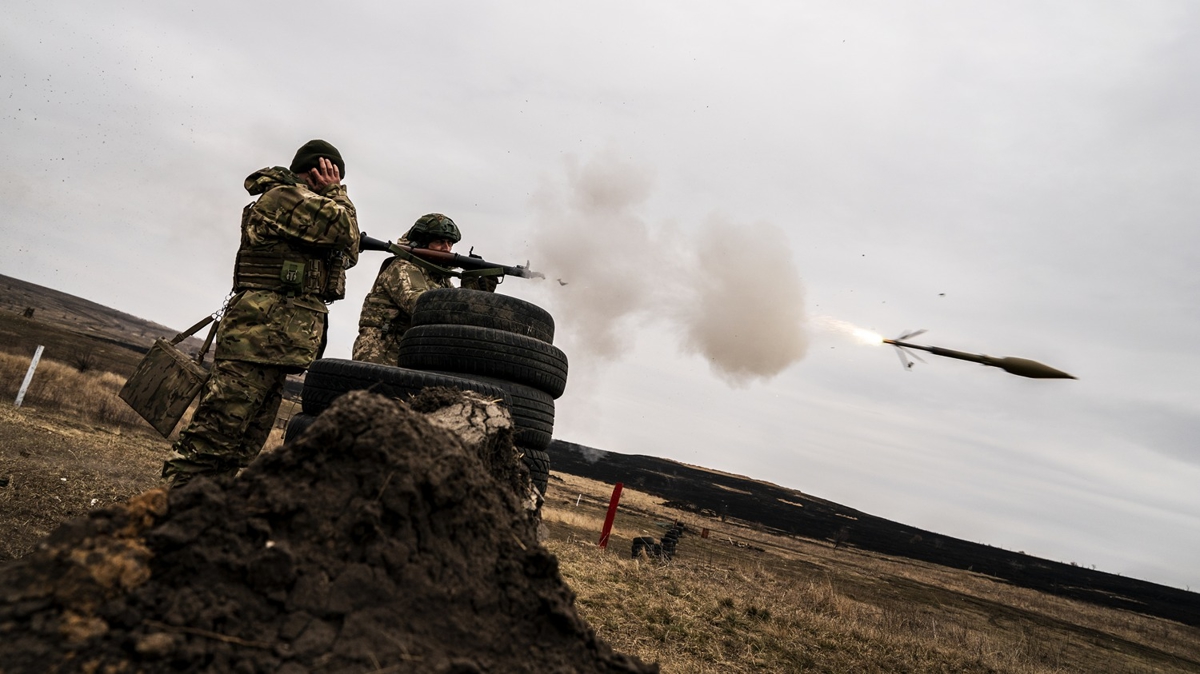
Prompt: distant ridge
<box><xmin>0</xmin><ymin>273</ymin><xmax>204</xmax><ymax>355</ymax></box>
<box><xmin>549</xmin><ymin>439</ymin><xmax>1200</xmax><ymax>627</ymax></box>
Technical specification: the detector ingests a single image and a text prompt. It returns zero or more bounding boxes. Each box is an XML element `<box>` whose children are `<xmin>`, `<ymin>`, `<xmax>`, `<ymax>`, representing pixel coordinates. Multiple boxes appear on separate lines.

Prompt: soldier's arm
<box><xmin>258</xmin><ymin>159</ymin><xmax>358</xmax><ymax>256</ymax></box>
<box><xmin>282</xmin><ymin>185</ymin><xmax>359</xmax><ymax>254</ymax></box>
<box><xmin>380</xmin><ymin>262</ymin><xmax>430</xmax><ymax>314</ymax></box>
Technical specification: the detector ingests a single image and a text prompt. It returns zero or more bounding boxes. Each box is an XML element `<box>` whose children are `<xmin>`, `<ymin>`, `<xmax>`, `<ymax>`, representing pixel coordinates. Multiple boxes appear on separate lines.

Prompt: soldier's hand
<box><xmin>461</xmin><ymin>274</ymin><xmax>500</xmax><ymax>293</ymax></box>
<box><xmin>307</xmin><ymin>157</ymin><xmax>342</xmax><ymax>191</ymax></box>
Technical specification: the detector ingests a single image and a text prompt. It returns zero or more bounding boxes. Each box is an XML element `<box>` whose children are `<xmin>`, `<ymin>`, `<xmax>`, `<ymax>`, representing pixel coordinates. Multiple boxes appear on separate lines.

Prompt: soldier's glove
<box><xmin>460</xmin><ymin>251</ymin><xmax>500</xmax><ymax>293</ymax></box>
<box><xmin>461</xmin><ymin>270</ymin><xmax>500</xmax><ymax>293</ymax></box>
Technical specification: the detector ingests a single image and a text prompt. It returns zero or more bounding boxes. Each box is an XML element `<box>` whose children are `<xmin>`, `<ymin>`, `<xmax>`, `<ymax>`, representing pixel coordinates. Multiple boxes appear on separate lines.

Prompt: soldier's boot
<box><xmin>167</xmin><ymin>470</ymin><xmax>194</xmax><ymax>489</ymax></box>
<box><xmin>162</xmin><ymin>459</ymin><xmax>239</xmax><ymax>488</ymax></box>
<box><xmin>162</xmin><ymin>458</ymin><xmax>208</xmax><ymax>488</ymax></box>
<box><xmin>162</xmin><ymin>437</ymin><xmax>241</xmax><ymax>488</ymax></box>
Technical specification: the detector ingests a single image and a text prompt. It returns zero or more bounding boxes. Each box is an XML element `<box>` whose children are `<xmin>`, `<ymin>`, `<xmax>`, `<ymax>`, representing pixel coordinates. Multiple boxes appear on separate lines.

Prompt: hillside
<box><xmin>549</xmin><ymin>439</ymin><xmax>1200</xmax><ymax>627</ymax></box>
<box><xmin>0</xmin><ymin>273</ymin><xmax>205</xmax><ymax>373</ymax></box>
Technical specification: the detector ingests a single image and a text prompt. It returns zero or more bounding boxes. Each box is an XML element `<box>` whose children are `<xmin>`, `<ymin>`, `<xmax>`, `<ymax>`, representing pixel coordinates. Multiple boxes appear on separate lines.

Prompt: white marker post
<box><xmin>14</xmin><ymin>345</ymin><xmax>45</xmax><ymax>408</ymax></box>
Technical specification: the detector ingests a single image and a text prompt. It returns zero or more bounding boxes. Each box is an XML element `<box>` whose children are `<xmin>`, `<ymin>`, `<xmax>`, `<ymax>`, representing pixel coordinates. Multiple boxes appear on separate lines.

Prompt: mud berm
<box><xmin>0</xmin><ymin>389</ymin><xmax>658</xmax><ymax>673</ymax></box>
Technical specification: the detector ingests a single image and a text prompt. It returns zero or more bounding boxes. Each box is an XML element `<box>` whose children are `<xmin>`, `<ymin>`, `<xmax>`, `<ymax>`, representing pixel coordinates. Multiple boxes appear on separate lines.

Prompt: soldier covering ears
<box><xmin>163</xmin><ymin>140</ymin><xmax>360</xmax><ymax>485</ymax></box>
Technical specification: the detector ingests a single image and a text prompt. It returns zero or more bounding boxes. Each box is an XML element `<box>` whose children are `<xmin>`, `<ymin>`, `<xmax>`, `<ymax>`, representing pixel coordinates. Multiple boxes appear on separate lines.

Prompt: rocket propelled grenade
<box><xmin>359</xmin><ymin>233</ymin><xmax>545</xmax><ymax>280</ymax></box>
<box><xmin>883</xmin><ymin>331</ymin><xmax>1076</xmax><ymax>380</ymax></box>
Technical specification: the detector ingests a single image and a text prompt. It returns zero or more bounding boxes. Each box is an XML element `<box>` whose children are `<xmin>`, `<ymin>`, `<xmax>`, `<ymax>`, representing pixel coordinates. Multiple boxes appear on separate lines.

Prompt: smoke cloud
<box><xmin>529</xmin><ymin>150</ymin><xmax>809</xmax><ymax>387</ymax></box>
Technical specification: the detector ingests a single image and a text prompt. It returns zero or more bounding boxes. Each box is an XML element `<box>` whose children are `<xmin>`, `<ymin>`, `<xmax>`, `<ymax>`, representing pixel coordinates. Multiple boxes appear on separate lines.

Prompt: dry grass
<box><xmin>0</xmin><ymin>350</ymin><xmax>303</xmax><ymax>441</ymax></box>
<box><xmin>543</xmin><ymin>477</ymin><xmax>1200</xmax><ymax>674</ymax></box>
<box><xmin>0</xmin><ymin>351</ymin><xmax>148</xmax><ymax>428</ymax></box>
<box><xmin>550</xmin><ymin>540</ymin><xmax>1002</xmax><ymax>673</ymax></box>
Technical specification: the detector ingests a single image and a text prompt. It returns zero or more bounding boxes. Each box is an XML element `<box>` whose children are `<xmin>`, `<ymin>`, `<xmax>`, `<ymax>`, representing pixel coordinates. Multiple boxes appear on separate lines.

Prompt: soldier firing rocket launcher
<box><xmin>359</xmin><ymin>233</ymin><xmax>545</xmax><ymax>281</ymax></box>
<box><xmin>884</xmin><ymin>329</ymin><xmax>1076</xmax><ymax>379</ymax></box>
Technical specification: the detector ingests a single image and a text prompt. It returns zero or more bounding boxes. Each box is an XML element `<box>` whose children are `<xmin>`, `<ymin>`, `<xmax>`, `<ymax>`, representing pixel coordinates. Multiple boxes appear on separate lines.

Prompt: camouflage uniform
<box><xmin>352</xmin><ymin>250</ymin><xmax>453</xmax><ymax>365</ymax></box>
<box><xmin>163</xmin><ymin>166</ymin><xmax>359</xmax><ymax>482</ymax></box>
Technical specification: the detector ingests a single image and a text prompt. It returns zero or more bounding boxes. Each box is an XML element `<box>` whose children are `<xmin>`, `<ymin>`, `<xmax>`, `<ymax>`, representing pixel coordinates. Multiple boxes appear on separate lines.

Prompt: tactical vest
<box><xmin>233</xmin><ymin>202</ymin><xmax>348</xmax><ymax>301</ymax></box>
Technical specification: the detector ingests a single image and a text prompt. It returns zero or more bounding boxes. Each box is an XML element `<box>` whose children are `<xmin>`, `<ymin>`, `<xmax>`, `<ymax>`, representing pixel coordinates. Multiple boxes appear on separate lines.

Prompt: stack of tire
<box><xmin>286</xmin><ymin>288</ymin><xmax>566</xmax><ymax>500</ymax></box>
<box><xmin>631</xmin><ymin>523</ymin><xmax>685</xmax><ymax>561</ymax></box>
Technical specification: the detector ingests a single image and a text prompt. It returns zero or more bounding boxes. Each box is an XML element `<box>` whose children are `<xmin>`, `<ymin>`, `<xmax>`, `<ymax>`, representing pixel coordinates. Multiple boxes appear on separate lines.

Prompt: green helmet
<box><xmin>403</xmin><ymin>213</ymin><xmax>461</xmax><ymax>246</ymax></box>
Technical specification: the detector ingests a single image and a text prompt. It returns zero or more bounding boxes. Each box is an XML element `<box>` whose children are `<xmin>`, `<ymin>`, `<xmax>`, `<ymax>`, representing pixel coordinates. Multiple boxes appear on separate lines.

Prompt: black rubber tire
<box><xmin>521</xmin><ymin>447</ymin><xmax>551</xmax><ymax>496</ymax></box>
<box><xmin>301</xmin><ymin>358</ymin><xmax>511</xmax><ymax>416</ymax></box>
<box><xmin>429</xmin><ymin>372</ymin><xmax>554</xmax><ymax>450</ymax></box>
<box><xmin>661</xmin><ymin>532</ymin><xmax>680</xmax><ymax>559</ymax></box>
<box><xmin>285</xmin><ymin>413</ymin><xmax>317</xmax><ymax>443</ymax></box>
<box><xmin>631</xmin><ymin>537</ymin><xmax>657</xmax><ymax>559</ymax></box>
<box><xmin>412</xmin><ymin>288</ymin><xmax>555</xmax><ymax>344</ymax></box>
<box><xmin>398</xmin><ymin>325</ymin><xmax>568</xmax><ymax>399</ymax></box>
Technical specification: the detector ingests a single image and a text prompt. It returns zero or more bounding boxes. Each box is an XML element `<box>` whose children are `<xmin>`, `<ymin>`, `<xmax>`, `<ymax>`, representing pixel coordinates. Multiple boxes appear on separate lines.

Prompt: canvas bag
<box><xmin>119</xmin><ymin>315</ymin><xmax>218</xmax><ymax>436</ymax></box>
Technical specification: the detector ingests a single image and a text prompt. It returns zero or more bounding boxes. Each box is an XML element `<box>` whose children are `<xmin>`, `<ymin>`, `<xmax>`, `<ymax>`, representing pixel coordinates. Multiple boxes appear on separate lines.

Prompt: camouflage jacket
<box><xmin>352</xmin><ymin>256</ymin><xmax>452</xmax><ymax>365</ymax></box>
<box><xmin>215</xmin><ymin>167</ymin><xmax>359</xmax><ymax>368</ymax></box>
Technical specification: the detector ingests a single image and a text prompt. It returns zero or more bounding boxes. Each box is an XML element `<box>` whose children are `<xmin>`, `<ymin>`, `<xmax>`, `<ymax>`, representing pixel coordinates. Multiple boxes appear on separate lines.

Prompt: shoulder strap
<box><xmin>170</xmin><ymin>315</ymin><xmax>214</xmax><ymax>346</ymax></box>
<box><xmin>170</xmin><ymin>296</ymin><xmax>229</xmax><ymax>364</ymax></box>
<box><xmin>194</xmin><ymin>318</ymin><xmax>220</xmax><ymax>366</ymax></box>
<box><xmin>391</xmin><ymin>246</ymin><xmax>461</xmax><ymax>278</ymax></box>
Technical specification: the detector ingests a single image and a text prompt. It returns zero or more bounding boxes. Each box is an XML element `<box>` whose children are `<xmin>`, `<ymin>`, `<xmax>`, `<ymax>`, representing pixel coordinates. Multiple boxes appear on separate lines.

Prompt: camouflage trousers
<box><xmin>162</xmin><ymin>359</ymin><xmax>287</xmax><ymax>482</ymax></box>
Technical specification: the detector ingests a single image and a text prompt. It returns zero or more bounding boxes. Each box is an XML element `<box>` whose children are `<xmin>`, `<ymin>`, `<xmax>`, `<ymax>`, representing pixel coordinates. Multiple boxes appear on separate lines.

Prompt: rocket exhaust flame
<box><xmin>813</xmin><ymin>316</ymin><xmax>884</xmax><ymax>345</ymax></box>
<box><xmin>883</xmin><ymin>332</ymin><xmax>1077</xmax><ymax>380</ymax></box>
<box><xmin>816</xmin><ymin>317</ymin><xmax>1075</xmax><ymax>380</ymax></box>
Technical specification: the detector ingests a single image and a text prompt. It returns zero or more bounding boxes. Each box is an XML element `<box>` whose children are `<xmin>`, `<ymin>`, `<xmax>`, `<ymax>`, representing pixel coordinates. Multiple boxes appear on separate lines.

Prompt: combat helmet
<box><xmin>403</xmin><ymin>213</ymin><xmax>462</xmax><ymax>246</ymax></box>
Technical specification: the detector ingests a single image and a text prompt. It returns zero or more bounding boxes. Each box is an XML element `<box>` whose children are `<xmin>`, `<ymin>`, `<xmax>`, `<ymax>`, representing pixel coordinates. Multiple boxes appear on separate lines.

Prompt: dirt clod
<box><xmin>0</xmin><ymin>390</ymin><xmax>657</xmax><ymax>673</ymax></box>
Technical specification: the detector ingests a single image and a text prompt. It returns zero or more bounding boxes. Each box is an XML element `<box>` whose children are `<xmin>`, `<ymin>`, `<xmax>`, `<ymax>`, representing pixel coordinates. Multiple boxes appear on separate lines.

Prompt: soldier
<box><xmin>162</xmin><ymin>139</ymin><xmax>360</xmax><ymax>486</ymax></box>
<box><xmin>352</xmin><ymin>213</ymin><xmax>495</xmax><ymax>365</ymax></box>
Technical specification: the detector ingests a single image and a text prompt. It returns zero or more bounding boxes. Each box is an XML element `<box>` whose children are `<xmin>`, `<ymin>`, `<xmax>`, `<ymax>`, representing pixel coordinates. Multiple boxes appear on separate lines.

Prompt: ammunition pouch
<box><xmin>235</xmin><ymin>247</ymin><xmax>346</xmax><ymax>300</ymax></box>
<box><xmin>320</xmin><ymin>251</ymin><xmax>349</xmax><ymax>302</ymax></box>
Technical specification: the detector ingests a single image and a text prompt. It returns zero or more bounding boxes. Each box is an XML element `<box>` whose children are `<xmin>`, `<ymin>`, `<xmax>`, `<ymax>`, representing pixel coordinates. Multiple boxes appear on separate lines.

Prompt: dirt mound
<box><xmin>0</xmin><ymin>390</ymin><xmax>657</xmax><ymax>673</ymax></box>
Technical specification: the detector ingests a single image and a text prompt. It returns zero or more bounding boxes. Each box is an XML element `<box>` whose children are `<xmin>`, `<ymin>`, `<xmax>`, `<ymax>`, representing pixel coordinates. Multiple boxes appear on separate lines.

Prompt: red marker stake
<box><xmin>597</xmin><ymin>482</ymin><xmax>624</xmax><ymax>549</ymax></box>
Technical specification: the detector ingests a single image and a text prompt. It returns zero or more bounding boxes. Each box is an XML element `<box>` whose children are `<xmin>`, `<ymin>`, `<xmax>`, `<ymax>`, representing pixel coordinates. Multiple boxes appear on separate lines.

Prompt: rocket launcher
<box><xmin>359</xmin><ymin>233</ymin><xmax>545</xmax><ymax>280</ymax></box>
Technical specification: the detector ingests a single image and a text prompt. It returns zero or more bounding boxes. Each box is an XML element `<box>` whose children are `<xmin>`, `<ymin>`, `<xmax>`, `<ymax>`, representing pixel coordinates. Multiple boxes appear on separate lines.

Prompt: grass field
<box><xmin>543</xmin><ymin>473</ymin><xmax>1200</xmax><ymax>673</ymax></box>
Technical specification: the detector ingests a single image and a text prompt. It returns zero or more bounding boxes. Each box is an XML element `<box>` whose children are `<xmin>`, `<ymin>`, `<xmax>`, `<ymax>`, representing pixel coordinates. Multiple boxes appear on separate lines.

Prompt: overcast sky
<box><xmin>3</xmin><ymin>1</ymin><xmax>1198</xmax><ymax>591</ymax></box>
